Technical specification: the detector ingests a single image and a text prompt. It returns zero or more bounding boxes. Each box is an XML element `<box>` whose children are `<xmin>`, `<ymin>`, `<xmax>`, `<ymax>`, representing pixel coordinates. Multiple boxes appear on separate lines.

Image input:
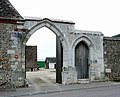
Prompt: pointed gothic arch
<box><xmin>22</xmin><ymin>19</ymin><xmax>66</xmax><ymax>48</ymax></box>
<box><xmin>75</xmin><ymin>41</ymin><xmax>89</xmax><ymax>79</ymax></box>
<box><xmin>21</xmin><ymin>19</ymin><xmax>67</xmax><ymax>84</ymax></box>
<box><xmin>71</xmin><ymin>35</ymin><xmax>95</xmax><ymax>80</ymax></box>
<box><xmin>71</xmin><ymin>35</ymin><xmax>95</xmax><ymax>49</ymax></box>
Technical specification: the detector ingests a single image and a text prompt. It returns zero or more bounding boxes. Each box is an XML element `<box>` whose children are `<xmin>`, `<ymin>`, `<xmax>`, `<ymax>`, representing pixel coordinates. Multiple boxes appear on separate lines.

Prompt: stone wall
<box><xmin>104</xmin><ymin>37</ymin><xmax>120</xmax><ymax>81</ymax></box>
<box><xmin>0</xmin><ymin>21</ymin><xmax>16</xmax><ymax>89</ymax></box>
<box><xmin>0</xmin><ymin>20</ymin><xmax>26</xmax><ymax>89</ymax></box>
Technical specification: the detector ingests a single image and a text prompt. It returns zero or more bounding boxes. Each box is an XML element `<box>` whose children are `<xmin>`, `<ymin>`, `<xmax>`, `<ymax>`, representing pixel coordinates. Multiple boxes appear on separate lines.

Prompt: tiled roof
<box><xmin>0</xmin><ymin>0</ymin><xmax>23</xmax><ymax>19</ymax></box>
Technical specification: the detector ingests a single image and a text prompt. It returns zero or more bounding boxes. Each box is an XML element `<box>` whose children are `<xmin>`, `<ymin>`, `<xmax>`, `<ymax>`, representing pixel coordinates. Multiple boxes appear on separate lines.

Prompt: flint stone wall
<box><xmin>0</xmin><ymin>22</ymin><xmax>15</xmax><ymax>89</ymax></box>
<box><xmin>0</xmin><ymin>20</ymin><xmax>25</xmax><ymax>88</ymax></box>
<box><xmin>104</xmin><ymin>37</ymin><xmax>120</xmax><ymax>81</ymax></box>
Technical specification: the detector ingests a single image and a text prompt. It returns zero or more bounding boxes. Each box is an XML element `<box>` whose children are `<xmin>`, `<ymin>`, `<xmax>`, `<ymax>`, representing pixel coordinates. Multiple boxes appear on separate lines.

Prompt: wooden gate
<box><xmin>56</xmin><ymin>37</ymin><xmax>63</xmax><ymax>84</ymax></box>
<box><xmin>75</xmin><ymin>41</ymin><xmax>89</xmax><ymax>79</ymax></box>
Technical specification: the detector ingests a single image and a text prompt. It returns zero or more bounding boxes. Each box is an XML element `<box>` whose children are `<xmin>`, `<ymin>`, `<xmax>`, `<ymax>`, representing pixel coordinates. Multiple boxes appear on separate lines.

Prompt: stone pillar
<box><xmin>62</xmin><ymin>50</ymin><xmax>77</xmax><ymax>84</ymax></box>
<box><xmin>10</xmin><ymin>31</ymin><xmax>25</xmax><ymax>87</ymax></box>
<box><xmin>62</xmin><ymin>66</ymin><xmax>77</xmax><ymax>85</ymax></box>
<box><xmin>9</xmin><ymin>21</ymin><xmax>26</xmax><ymax>87</ymax></box>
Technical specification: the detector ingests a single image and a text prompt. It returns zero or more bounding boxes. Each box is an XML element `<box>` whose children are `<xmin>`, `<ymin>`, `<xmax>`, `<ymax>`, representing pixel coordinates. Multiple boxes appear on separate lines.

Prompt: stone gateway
<box><xmin>1</xmin><ymin>0</ymin><xmax>119</xmax><ymax>89</ymax></box>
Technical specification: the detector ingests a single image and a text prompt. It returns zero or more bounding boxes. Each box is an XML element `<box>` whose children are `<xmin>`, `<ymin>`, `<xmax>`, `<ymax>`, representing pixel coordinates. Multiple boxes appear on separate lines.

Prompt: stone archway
<box><xmin>0</xmin><ymin>0</ymin><xmax>105</xmax><ymax>88</ymax></box>
<box><xmin>71</xmin><ymin>35</ymin><xmax>95</xmax><ymax>81</ymax></box>
<box><xmin>0</xmin><ymin>15</ymin><xmax>105</xmax><ymax>88</ymax></box>
<box><xmin>21</xmin><ymin>18</ymin><xmax>72</xmax><ymax>84</ymax></box>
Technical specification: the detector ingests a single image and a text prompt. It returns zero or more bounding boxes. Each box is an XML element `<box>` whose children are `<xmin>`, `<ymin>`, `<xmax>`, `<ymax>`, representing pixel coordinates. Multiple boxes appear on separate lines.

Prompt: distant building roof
<box><xmin>45</xmin><ymin>57</ymin><xmax>56</xmax><ymax>63</ymax></box>
<box><xmin>112</xmin><ymin>34</ymin><xmax>120</xmax><ymax>38</ymax></box>
<box><xmin>0</xmin><ymin>0</ymin><xmax>23</xmax><ymax>20</ymax></box>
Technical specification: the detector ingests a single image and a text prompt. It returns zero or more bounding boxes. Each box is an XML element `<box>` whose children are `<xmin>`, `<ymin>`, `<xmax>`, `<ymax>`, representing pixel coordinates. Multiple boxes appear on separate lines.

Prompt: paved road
<box><xmin>23</xmin><ymin>85</ymin><xmax>120</xmax><ymax>97</ymax></box>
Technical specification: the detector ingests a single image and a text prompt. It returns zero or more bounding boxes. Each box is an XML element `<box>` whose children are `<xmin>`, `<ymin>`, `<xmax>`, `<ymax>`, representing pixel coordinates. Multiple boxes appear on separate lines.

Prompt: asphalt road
<box><xmin>22</xmin><ymin>85</ymin><xmax>120</xmax><ymax>97</ymax></box>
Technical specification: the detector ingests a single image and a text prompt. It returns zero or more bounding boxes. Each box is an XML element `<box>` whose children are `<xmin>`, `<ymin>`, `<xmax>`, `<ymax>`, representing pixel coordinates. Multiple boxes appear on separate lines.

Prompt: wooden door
<box><xmin>56</xmin><ymin>37</ymin><xmax>63</xmax><ymax>84</ymax></box>
<box><xmin>75</xmin><ymin>41</ymin><xmax>89</xmax><ymax>79</ymax></box>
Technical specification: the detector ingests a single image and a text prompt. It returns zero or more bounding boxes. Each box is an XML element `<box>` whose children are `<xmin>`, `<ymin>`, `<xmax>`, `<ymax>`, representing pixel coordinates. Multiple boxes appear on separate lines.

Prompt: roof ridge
<box><xmin>0</xmin><ymin>0</ymin><xmax>23</xmax><ymax>19</ymax></box>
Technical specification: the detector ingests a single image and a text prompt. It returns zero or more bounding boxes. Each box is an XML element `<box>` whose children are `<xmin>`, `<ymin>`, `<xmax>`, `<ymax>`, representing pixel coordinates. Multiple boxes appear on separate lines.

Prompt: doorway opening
<box><xmin>25</xmin><ymin>27</ymin><xmax>63</xmax><ymax>86</ymax></box>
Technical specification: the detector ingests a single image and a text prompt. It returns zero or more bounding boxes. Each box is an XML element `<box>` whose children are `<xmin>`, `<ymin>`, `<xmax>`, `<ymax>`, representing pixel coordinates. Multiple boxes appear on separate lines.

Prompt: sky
<box><xmin>9</xmin><ymin>0</ymin><xmax>120</xmax><ymax>60</ymax></box>
<box><xmin>26</xmin><ymin>28</ymin><xmax>56</xmax><ymax>61</ymax></box>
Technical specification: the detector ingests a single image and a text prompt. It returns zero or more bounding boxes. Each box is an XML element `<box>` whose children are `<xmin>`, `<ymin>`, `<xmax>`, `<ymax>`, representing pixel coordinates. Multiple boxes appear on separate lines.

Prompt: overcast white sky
<box><xmin>9</xmin><ymin>0</ymin><xmax>120</xmax><ymax>60</ymax></box>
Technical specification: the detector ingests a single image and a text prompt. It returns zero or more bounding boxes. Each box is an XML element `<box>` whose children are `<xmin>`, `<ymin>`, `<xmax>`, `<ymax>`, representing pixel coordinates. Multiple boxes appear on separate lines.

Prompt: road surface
<box><xmin>23</xmin><ymin>85</ymin><xmax>120</xmax><ymax>97</ymax></box>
